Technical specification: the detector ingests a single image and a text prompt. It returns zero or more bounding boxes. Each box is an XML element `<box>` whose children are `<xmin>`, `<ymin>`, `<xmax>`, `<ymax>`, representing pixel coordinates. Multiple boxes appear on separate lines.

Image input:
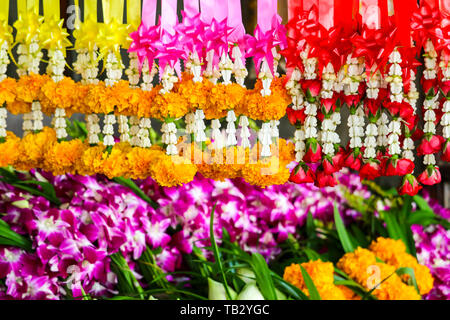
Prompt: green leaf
<box><xmin>271</xmin><ymin>273</ymin><xmax>309</xmax><ymax>300</ymax></box>
<box><xmin>0</xmin><ymin>220</ymin><xmax>32</xmax><ymax>251</ymax></box>
<box><xmin>396</xmin><ymin>267</ymin><xmax>420</xmax><ymax>295</ymax></box>
<box><xmin>137</xmin><ymin>247</ymin><xmax>170</xmax><ymax>290</ymax></box>
<box><xmin>350</xmin><ymin>225</ymin><xmax>369</xmax><ymax>247</ymax></box>
<box><xmin>383</xmin><ymin>210</ymin><xmax>415</xmax><ymax>255</ymax></box>
<box><xmin>110</xmin><ymin>252</ymin><xmax>144</xmax><ymax>299</ymax></box>
<box><xmin>113</xmin><ymin>177</ymin><xmax>159</xmax><ymax>209</ymax></box>
<box><xmin>303</xmin><ymin>248</ymin><xmax>322</xmax><ymax>261</ymax></box>
<box><xmin>406</xmin><ymin>210</ymin><xmax>437</xmax><ymax>225</ymax></box>
<box><xmin>333</xmin><ymin>204</ymin><xmax>355</xmax><ymax>253</ymax></box>
<box><xmin>209</xmin><ymin>203</ymin><xmax>233</xmax><ymax>300</ymax></box>
<box><xmin>412</xmin><ymin>195</ymin><xmax>433</xmax><ymax>213</ymax></box>
<box><xmin>250</xmin><ymin>253</ymin><xmax>278</xmax><ymax>300</ymax></box>
<box><xmin>299</xmin><ymin>265</ymin><xmax>321</xmax><ymax>300</ymax></box>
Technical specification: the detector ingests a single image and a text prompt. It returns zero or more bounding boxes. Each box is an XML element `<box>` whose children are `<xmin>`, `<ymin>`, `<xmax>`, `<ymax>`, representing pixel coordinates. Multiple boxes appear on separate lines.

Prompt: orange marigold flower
<box><xmin>126</xmin><ymin>146</ymin><xmax>162</xmax><ymax>179</ymax></box>
<box><xmin>241</xmin><ymin>155</ymin><xmax>290</xmax><ymax>188</ymax></box>
<box><xmin>15</xmin><ymin>127</ymin><xmax>57</xmax><ymax>170</ymax></box>
<box><xmin>153</xmin><ymin>91</ymin><xmax>189</xmax><ymax>120</ymax></box>
<box><xmin>16</xmin><ymin>74</ymin><xmax>50</xmax><ymax>103</ymax></box>
<box><xmin>0</xmin><ymin>132</ymin><xmax>20</xmax><ymax>167</ymax></box>
<box><xmin>149</xmin><ymin>151</ymin><xmax>197</xmax><ymax>187</ymax></box>
<box><xmin>0</xmin><ymin>78</ymin><xmax>17</xmax><ymax>105</ymax></box>
<box><xmin>43</xmin><ymin>139</ymin><xmax>86</xmax><ymax>175</ymax></box>
<box><xmin>101</xmin><ymin>142</ymin><xmax>132</xmax><ymax>179</ymax></box>
<box><xmin>75</xmin><ymin>144</ymin><xmax>106</xmax><ymax>176</ymax></box>
<box><xmin>6</xmin><ymin>100</ymin><xmax>30</xmax><ymax>115</ymax></box>
<box><xmin>369</xmin><ymin>237</ymin><xmax>434</xmax><ymax>295</ymax></box>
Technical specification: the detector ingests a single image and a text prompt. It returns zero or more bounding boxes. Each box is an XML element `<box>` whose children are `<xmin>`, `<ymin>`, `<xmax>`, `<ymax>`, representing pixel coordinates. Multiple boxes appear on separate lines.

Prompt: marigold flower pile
<box><xmin>284</xmin><ymin>237</ymin><xmax>434</xmax><ymax>300</ymax></box>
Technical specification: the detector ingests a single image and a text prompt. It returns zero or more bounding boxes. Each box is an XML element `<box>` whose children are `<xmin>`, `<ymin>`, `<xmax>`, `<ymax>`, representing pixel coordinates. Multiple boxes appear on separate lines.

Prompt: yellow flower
<box><xmin>15</xmin><ymin>127</ymin><xmax>57</xmax><ymax>171</ymax></box>
<box><xmin>150</xmin><ymin>151</ymin><xmax>197</xmax><ymax>187</ymax></box>
<box><xmin>0</xmin><ymin>132</ymin><xmax>20</xmax><ymax>167</ymax></box>
<box><xmin>75</xmin><ymin>144</ymin><xmax>106</xmax><ymax>176</ymax></box>
<box><xmin>369</xmin><ymin>237</ymin><xmax>434</xmax><ymax>295</ymax></box>
<box><xmin>101</xmin><ymin>143</ymin><xmax>132</xmax><ymax>179</ymax></box>
<box><xmin>0</xmin><ymin>78</ymin><xmax>16</xmax><ymax>105</ymax></box>
<box><xmin>44</xmin><ymin>139</ymin><xmax>86</xmax><ymax>175</ymax></box>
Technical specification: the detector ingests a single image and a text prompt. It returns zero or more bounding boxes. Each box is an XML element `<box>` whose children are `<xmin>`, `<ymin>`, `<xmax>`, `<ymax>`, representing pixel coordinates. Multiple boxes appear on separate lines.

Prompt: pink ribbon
<box><xmin>200</xmin><ymin>0</ymin><xmax>215</xmax><ymax>24</ymax></box>
<box><xmin>184</xmin><ymin>0</ymin><xmax>199</xmax><ymax>17</ymax></box>
<box><xmin>161</xmin><ymin>0</ymin><xmax>178</xmax><ymax>36</ymax></box>
<box><xmin>257</xmin><ymin>0</ymin><xmax>277</xmax><ymax>33</ymax></box>
<box><xmin>142</xmin><ymin>0</ymin><xmax>157</xmax><ymax>28</ymax></box>
<box><xmin>228</xmin><ymin>0</ymin><xmax>245</xmax><ymax>43</ymax></box>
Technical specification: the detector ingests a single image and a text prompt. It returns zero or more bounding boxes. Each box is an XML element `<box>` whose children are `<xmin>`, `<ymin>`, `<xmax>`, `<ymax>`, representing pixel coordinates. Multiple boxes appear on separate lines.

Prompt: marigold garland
<box><xmin>0</xmin><ymin>75</ymin><xmax>291</xmax><ymax>121</ymax></box>
<box><xmin>0</xmin><ymin>128</ymin><xmax>293</xmax><ymax>187</ymax></box>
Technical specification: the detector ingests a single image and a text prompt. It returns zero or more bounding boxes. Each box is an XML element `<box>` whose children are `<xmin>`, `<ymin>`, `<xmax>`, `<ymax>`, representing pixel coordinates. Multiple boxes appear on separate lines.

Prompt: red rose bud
<box><xmin>303</xmin><ymin>141</ymin><xmax>322</xmax><ymax>163</ymax></box>
<box><xmin>404</xmin><ymin>114</ymin><xmax>418</xmax><ymax>131</ymax></box>
<box><xmin>301</xmin><ymin>79</ymin><xmax>322</xmax><ymax>97</ymax></box>
<box><xmin>289</xmin><ymin>163</ymin><xmax>315</xmax><ymax>184</ymax></box>
<box><xmin>314</xmin><ymin>170</ymin><xmax>338</xmax><ymax>188</ymax></box>
<box><xmin>343</xmin><ymin>94</ymin><xmax>361</xmax><ymax>107</ymax></box>
<box><xmin>421</xmin><ymin>77</ymin><xmax>439</xmax><ymax>96</ymax></box>
<box><xmin>377</xmin><ymin>88</ymin><xmax>389</xmax><ymax>102</ymax></box>
<box><xmin>286</xmin><ymin>106</ymin><xmax>306</xmax><ymax>125</ymax></box>
<box><xmin>384</xmin><ymin>101</ymin><xmax>401</xmax><ymax>116</ymax></box>
<box><xmin>385</xmin><ymin>158</ymin><xmax>415</xmax><ymax>176</ymax></box>
<box><xmin>358</xmin><ymin>82</ymin><xmax>366</xmax><ymax>97</ymax></box>
<box><xmin>418</xmin><ymin>166</ymin><xmax>442</xmax><ymax>185</ymax></box>
<box><xmin>399</xmin><ymin>102</ymin><xmax>414</xmax><ymax>119</ymax></box>
<box><xmin>417</xmin><ymin>135</ymin><xmax>445</xmax><ymax>156</ymax></box>
<box><xmin>398</xmin><ymin>174</ymin><xmax>422</xmax><ymax>196</ymax></box>
<box><xmin>322</xmin><ymin>155</ymin><xmax>343</xmax><ymax>174</ymax></box>
<box><xmin>442</xmin><ymin>139</ymin><xmax>450</xmax><ymax>162</ymax></box>
<box><xmin>344</xmin><ymin>151</ymin><xmax>362</xmax><ymax>171</ymax></box>
<box><xmin>320</xmin><ymin>96</ymin><xmax>337</xmax><ymax>114</ymax></box>
<box><xmin>441</xmin><ymin>80</ymin><xmax>450</xmax><ymax>97</ymax></box>
<box><xmin>364</xmin><ymin>99</ymin><xmax>380</xmax><ymax>117</ymax></box>
<box><xmin>359</xmin><ymin>161</ymin><xmax>382</xmax><ymax>180</ymax></box>
<box><xmin>411</xmin><ymin>128</ymin><xmax>424</xmax><ymax>141</ymax></box>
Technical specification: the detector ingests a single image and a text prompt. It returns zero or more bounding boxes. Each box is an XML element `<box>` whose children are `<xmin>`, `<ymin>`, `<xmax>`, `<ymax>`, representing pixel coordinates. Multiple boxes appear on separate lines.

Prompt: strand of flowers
<box><xmin>320</xmin><ymin>63</ymin><xmax>340</xmax><ymax>166</ymax></box>
<box><xmin>301</xmin><ymin>50</ymin><xmax>321</xmax><ymax>166</ymax></box>
<box><xmin>220</xmin><ymin>53</ymin><xmax>238</xmax><ymax>148</ymax></box>
<box><xmin>19</xmin><ymin>35</ymin><xmax>43</xmax><ymax>135</ymax></box>
<box><xmin>418</xmin><ymin>41</ymin><xmax>441</xmax><ymax>185</ymax></box>
<box><xmin>73</xmin><ymin>47</ymin><xmax>100</xmax><ymax>145</ymax></box>
<box><xmin>3</xmin><ymin>73</ymin><xmax>290</xmax><ymax>122</ymax></box>
<box><xmin>363</xmin><ymin>66</ymin><xmax>381</xmax><ymax>161</ymax></box>
<box><xmin>185</xmin><ymin>52</ymin><xmax>202</xmax><ymax>143</ymax></box>
<box><xmin>344</xmin><ymin>55</ymin><xmax>365</xmax><ymax>166</ymax></box>
<box><xmin>402</xmin><ymin>69</ymin><xmax>418</xmax><ymax>162</ymax></box>
<box><xmin>134</xmin><ymin>60</ymin><xmax>157</xmax><ymax>148</ymax></box>
<box><xmin>103</xmin><ymin>52</ymin><xmax>124</xmax><ymax>147</ymax></box>
<box><xmin>49</xmin><ymin>48</ymin><xmax>68</xmax><ymax>140</ymax></box>
<box><xmin>0</xmin><ymin>37</ymin><xmax>10</xmax><ymax>140</ymax></box>
<box><xmin>160</xmin><ymin>66</ymin><xmax>180</xmax><ymax>155</ymax></box>
<box><xmin>385</xmin><ymin>49</ymin><xmax>404</xmax><ymax>162</ymax></box>
<box><xmin>285</xmin><ymin>68</ymin><xmax>305</xmax><ymax>162</ymax></box>
<box><xmin>258</xmin><ymin>59</ymin><xmax>275</xmax><ymax>157</ymax></box>
<box><xmin>440</xmin><ymin>52</ymin><xmax>450</xmax><ymax>162</ymax></box>
<box><xmin>0</xmin><ymin>128</ymin><xmax>294</xmax><ymax>188</ymax></box>
<box><xmin>232</xmin><ymin>46</ymin><xmax>251</xmax><ymax>149</ymax></box>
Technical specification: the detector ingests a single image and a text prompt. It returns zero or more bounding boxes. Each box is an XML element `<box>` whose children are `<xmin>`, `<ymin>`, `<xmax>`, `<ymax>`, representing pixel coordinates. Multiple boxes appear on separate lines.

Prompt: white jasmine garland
<box><xmin>211</xmin><ymin>119</ymin><xmax>224</xmax><ymax>150</ymax></box>
<box><xmin>285</xmin><ymin>68</ymin><xmax>303</xmax><ymax>110</ymax></box>
<box><xmin>118</xmin><ymin>115</ymin><xmax>130</xmax><ymax>143</ymax></box>
<box><xmin>421</xmin><ymin>41</ymin><xmax>440</xmax><ymax>166</ymax></box>
<box><xmin>440</xmin><ymin>53</ymin><xmax>450</xmax><ymax>146</ymax></box>
<box><xmin>125</xmin><ymin>52</ymin><xmax>140</xmax><ymax>88</ymax></box>
<box><xmin>102</xmin><ymin>114</ymin><xmax>116</xmax><ymax>147</ymax></box>
<box><xmin>140</xmin><ymin>59</ymin><xmax>157</xmax><ymax>91</ymax></box>
<box><xmin>129</xmin><ymin>116</ymin><xmax>141</xmax><ymax>147</ymax></box>
<box><xmin>48</xmin><ymin>48</ymin><xmax>67</xmax><ymax>139</ymax></box>
<box><xmin>193</xmin><ymin>109</ymin><xmax>206</xmax><ymax>143</ymax></box>
<box><xmin>385</xmin><ymin>48</ymin><xmax>404</xmax><ymax>157</ymax></box>
<box><xmin>239</xmin><ymin>116</ymin><xmax>251</xmax><ymax>149</ymax></box>
<box><xmin>294</xmin><ymin>127</ymin><xmax>306</xmax><ymax>162</ymax></box>
<box><xmin>232</xmin><ymin>46</ymin><xmax>248</xmax><ymax>87</ymax></box>
<box><xmin>364</xmin><ymin>67</ymin><xmax>381</xmax><ymax>160</ymax></box>
<box><xmin>0</xmin><ymin>106</ymin><xmax>7</xmax><ymax>139</ymax></box>
<box><xmin>73</xmin><ymin>48</ymin><xmax>99</xmax><ymax>85</ymax></box>
<box><xmin>161</xmin><ymin>122</ymin><xmax>178</xmax><ymax>155</ymax></box>
<box><xmin>137</xmin><ymin>117</ymin><xmax>152</xmax><ymax>148</ymax></box>
<box><xmin>344</xmin><ymin>55</ymin><xmax>365</xmax><ymax>152</ymax></box>
<box><xmin>321</xmin><ymin>63</ymin><xmax>339</xmax><ymax>156</ymax></box>
<box><xmin>0</xmin><ymin>41</ymin><xmax>10</xmax><ymax>137</ymax></box>
<box><xmin>259</xmin><ymin>122</ymin><xmax>272</xmax><ymax>157</ymax></box>
<box><xmin>226</xmin><ymin>110</ymin><xmax>237</xmax><ymax>147</ymax></box>
<box><xmin>86</xmin><ymin>114</ymin><xmax>100</xmax><ymax>144</ymax></box>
